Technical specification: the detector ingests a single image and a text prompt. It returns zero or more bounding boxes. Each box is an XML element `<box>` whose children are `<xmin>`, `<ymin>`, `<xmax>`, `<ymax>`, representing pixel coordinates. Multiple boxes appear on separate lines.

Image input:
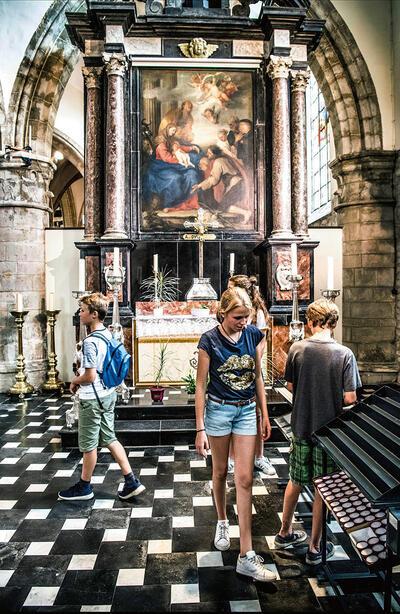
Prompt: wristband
<box><xmin>196</xmin><ymin>428</ymin><xmax>205</xmax><ymax>433</ymax></box>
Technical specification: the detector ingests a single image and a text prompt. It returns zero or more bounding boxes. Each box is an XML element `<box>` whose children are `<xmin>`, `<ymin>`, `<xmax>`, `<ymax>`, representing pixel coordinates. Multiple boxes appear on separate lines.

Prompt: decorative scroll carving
<box><xmin>291</xmin><ymin>69</ymin><xmax>310</xmax><ymax>93</ymax></box>
<box><xmin>82</xmin><ymin>66</ymin><xmax>103</xmax><ymax>89</ymax></box>
<box><xmin>275</xmin><ymin>263</ymin><xmax>292</xmax><ymax>291</ymax></box>
<box><xmin>266</xmin><ymin>55</ymin><xmax>292</xmax><ymax>80</ymax></box>
<box><xmin>103</xmin><ymin>52</ymin><xmax>127</xmax><ymax>78</ymax></box>
<box><xmin>178</xmin><ymin>38</ymin><xmax>218</xmax><ymax>59</ymax></box>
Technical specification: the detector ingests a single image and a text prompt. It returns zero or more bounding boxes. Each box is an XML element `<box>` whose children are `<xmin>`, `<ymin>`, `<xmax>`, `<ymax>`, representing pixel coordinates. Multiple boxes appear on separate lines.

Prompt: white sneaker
<box><xmin>236</xmin><ymin>550</ymin><xmax>277</xmax><ymax>582</ymax></box>
<box><xmin>214</xmin><ymin>520</ymin><xmax>230</xmax><ymax>551</ymax></box>
<box><xmin>227</xmin><ymin>458</ymin><xmax>234</xmax><ymax>473</ymax></box>
<box><xmin>254</xmin><ymin>456</ymin><xmax>276</xmax><ymax>476</ymax></box>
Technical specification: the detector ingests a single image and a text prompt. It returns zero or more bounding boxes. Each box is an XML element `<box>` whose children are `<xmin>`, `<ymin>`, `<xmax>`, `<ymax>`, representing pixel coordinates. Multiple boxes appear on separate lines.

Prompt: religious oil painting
<box><xmin>140</xmin><ymin>69</ymin><xmax>255</xmax><ymax>232</ymax></box>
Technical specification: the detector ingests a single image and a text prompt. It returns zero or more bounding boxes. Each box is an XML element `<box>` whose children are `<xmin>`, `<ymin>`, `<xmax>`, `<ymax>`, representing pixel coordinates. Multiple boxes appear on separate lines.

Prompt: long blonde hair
<box><xmin>217</xmin><ymin>287</ymin><xmax>253</xmax><ymax>323</ymax></box>
<box><xmin>229</xmin><ymin>274</ymin><xmax>269</xmax><ymax>327</ymax></box>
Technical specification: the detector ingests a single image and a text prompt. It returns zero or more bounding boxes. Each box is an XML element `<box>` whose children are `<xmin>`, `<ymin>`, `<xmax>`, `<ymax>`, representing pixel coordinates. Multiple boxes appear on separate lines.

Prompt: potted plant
<box><xmin>150</xmin><ymin>342</ymin><xmax>169</xmax><ymax>403</ymax></box>
<box><xmin>182</xmin><ymin>371</ymin><xmax>196</xmax><ymax>403</ymax></box>
<box><xmin>140</xmin><ymin>266</ymin><xmax>180</xmax><ymax>317</ymax></box>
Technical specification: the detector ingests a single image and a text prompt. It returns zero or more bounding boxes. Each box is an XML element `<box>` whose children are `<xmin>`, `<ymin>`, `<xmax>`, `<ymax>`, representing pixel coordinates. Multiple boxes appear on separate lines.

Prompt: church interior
<box><xmin>0</xmin><ymin>0</ymin><xmax>400</xmax><ymax>610</ymax></box>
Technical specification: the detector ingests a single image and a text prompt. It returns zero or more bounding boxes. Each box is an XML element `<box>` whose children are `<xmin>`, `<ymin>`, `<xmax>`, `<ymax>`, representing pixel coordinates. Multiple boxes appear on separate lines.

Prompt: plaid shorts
<box><xmin>289</xmin><ymin>436</ymin><xmax>337</xmax><ymax>486</ymax></box>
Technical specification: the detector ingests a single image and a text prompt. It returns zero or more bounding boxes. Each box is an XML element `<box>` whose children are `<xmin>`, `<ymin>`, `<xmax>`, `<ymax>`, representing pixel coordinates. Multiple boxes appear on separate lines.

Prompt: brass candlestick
<box><xmin>42</xmin><ymin>310</ymin><xmax>64</xmax><ymax>391</ymax></box>
<box><xmin>9</xmin><ymin>310</ymin><xmax>34</xmax><ymax>396</ymax></box>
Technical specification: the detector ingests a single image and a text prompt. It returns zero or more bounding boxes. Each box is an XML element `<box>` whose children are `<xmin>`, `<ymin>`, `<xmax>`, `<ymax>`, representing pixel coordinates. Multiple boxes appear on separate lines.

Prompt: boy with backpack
<box><xmin>58</xmin><ymin>292</ymin><xmax>145</xmax><ymax>501</ymax></box>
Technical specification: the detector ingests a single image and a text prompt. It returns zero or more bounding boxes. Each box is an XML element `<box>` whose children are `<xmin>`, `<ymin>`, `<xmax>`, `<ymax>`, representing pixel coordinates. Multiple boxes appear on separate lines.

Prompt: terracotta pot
<box><xmin>150</xmin><ymin>386</ymin><xmax>165</xmax><ymax>402</ymax></box>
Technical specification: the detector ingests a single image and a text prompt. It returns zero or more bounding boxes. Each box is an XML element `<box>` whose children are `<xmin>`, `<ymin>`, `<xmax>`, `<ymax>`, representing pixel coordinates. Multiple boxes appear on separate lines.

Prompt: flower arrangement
<box><xmin>140</xmin><ymin>266</ymin><xmax>180</xmax><ymax>303</ymax></box>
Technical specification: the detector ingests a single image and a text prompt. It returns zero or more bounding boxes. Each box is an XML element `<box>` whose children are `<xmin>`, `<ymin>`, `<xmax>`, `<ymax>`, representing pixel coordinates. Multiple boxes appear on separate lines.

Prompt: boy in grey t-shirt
<box><xmin>274</xmin><ymin>299</ymin><xmax>361</xmax><ymax>565</ymax></box>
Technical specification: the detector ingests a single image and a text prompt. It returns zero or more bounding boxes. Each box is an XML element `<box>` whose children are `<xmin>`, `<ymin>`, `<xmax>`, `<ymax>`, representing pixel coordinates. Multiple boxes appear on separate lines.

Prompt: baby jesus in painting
<box><xmin>171</xmin><ymin>140</ymin><xmax>195</xmax><ymax>168</ymax></box>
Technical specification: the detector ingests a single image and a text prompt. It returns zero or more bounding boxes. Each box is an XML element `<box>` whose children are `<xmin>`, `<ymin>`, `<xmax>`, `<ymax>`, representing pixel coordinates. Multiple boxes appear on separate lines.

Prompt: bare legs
<box><xmin>209</xmin><ymin>433</ymin><xmax>256</xmax><ymax>555</ymax></box>
<box><xmin>279</xmin><ymin>480</ymin><xmax>324</xmax><ymax>553</ymax></box>
<box><xmin>229</xmin><ymin>409</ymin><xmax>264</xmax><ymax>461</ymax></box>
<box><xmin>309</xmin><ymin>489</ymin><xmax>324</xmax><ymax>553</ymax></box>
<box><xmin>81</xmin><ymin>440</ymin><xmax>132</xmax><ymax>482</ymax></box>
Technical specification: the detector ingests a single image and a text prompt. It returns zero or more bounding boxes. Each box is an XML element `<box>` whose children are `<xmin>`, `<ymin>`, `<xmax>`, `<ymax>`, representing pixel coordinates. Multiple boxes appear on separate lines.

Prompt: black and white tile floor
<box><xmin>0</xmin><ymin>392</ymin><xmax>396</xmax><ymax>612</ymax></box>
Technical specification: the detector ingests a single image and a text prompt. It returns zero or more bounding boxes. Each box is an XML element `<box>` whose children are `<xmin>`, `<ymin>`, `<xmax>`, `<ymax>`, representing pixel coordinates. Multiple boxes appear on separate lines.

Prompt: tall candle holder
<box><xmin>9</xmin><ymin>310</ymin><xmax>34</xmax><ymax>397</ymax></box>
<box><xmin>287</xmin><ymin>273</ymin><xmax>305</xmax><ymax>342</ymax></box>
<box><xmin>322</xmin><ymin>289</ymin><xmax>341</xmax><ymax>302</ymax></box>
<box><xmin>42</xmin><ymin>310</ymin><xmax>64</xmax><ymax>391</ymax></box>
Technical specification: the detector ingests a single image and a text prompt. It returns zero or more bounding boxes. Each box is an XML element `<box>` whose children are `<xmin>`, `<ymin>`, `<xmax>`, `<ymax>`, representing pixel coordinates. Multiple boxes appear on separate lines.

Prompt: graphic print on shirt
<box><xmin>217</xmin><ymin>354</ymin><xmax>255</xmax><ymax>390</ymax></box>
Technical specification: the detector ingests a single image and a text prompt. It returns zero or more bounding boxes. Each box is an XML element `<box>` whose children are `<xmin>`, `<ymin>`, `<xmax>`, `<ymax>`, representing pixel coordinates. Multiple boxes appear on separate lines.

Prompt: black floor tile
<box><xmin>112</xmin><ymin>585</ymin><xmax>171</xmax><ymax>612</ymax></box>
<box><xmin>127</xmin><ymin>516</ymin><xmax>172</xmax><ymax>540</ymax></box>
<box><xmin>0</xmin><ymin>585</ymin><xmax>31</xmax><ymax>612</ymax></box>
<box><xmin>95</xmin><ymin>540</ymin><xmax>148</xmax><ymax>569</ymax></box>
<box><xmin>51</xmin><ymin>529</ymin><xmax>104</xmax><ymax>555</ymax></box>
<box><xmin>55</xmin><ymin>569</ymin><xmax>118</xmax><ymax>606</ymax></box>
<box><xmin>144</xmin><ymin>552</ymin><xmax>198</xmax><ymax>585</ymax></box>
<box><xmin>198</xmin><ymin>566</ymin><xmax>259</xmax><ymax>602</ymax></box>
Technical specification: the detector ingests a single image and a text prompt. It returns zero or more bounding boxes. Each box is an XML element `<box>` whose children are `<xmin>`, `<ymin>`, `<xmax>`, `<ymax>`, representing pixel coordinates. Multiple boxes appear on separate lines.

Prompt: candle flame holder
<box><xmin>321</xmin><ymin>289</ymin><xmax>341</xmax><ymax>302</ymax></box>
<box><xmin>9</xmin><ymin>310</ymin><xmax>34</xmax><ymax>397</ymax></box>
<box><xmin>104</xmin><ymin>262</ymin><xmax>128</xmax><ymax>399</ymax></box>
<box><xmin>287</xmin><ymin>273</ymin><xmax>305</xmax><ymax>342</ymax></box>
<box><xmin>42</xmin><ymin>310</ymin><xmax>64</xmax><ymax>391</ymax></box>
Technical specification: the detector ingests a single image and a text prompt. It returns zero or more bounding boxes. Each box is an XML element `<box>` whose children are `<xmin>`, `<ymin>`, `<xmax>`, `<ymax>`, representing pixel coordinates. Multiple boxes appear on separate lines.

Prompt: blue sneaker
<box><xmin>118</xmin><ymin>477</ymin><xmax>146</xmax><ymax>500</ymax></box>
<box><xmin>58</xmin><ymin>481</ymin><xmax>94</xmax><ymax>501</ymax></box>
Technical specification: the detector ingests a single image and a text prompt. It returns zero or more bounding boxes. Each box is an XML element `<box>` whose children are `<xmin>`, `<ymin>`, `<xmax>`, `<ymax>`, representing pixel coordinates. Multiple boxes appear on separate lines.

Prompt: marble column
<box><xmin>291</xmin><ymin>69</ymin><xmax>310</xmax><ymax>237</ymax></box>
<box><xmin>267</xmin><ymin>55</ymin><xmax>293</xmax><ymax>237</ymax></box>
<box><xmin>82</xmin><ymin>66</ymin><xmax>103</xmax><ymax>241</ymax></box>
<box><xmin>102</xmin><ymin>52</ymin><xmax>128</xmax><ymax>239</ymax></box>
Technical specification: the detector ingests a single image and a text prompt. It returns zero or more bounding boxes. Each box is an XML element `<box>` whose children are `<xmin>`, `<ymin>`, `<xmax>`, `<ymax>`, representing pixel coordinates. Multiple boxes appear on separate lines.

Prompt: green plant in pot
<box><xmin>182</xmin><ymin>371</ymin><xmax>196</xmax><ymax>403</ymax></box>
<box><xmin>150</xmin><ymin>342</ymin><xmax>169</xmax><ymax>403</ymax></box>
<box><xmin>140</xmin><ymin>266</ymin><xmax>180</xmax><ymax>316</ymax></box>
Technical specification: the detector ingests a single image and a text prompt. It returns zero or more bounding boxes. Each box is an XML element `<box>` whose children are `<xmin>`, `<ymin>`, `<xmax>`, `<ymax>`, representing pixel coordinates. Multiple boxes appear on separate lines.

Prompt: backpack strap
<box><xmin>82</xmin><ymin>330</ymin><xmax>109</xmax><ymax>398</ymax></box>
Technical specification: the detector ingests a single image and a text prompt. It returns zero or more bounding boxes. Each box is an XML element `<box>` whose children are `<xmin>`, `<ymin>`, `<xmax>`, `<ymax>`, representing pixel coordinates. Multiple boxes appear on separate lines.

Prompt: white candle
<box><xmin>48</xmin><ymin>292</ymin><xmax>54</xmax><ymax>311</ymax></box>
<box><xmin>113</xmin><ymin>247</ymin><xmax>120</xmax><ymax>276</ymax></box>
<box><xmin>153</xmin><ymin>253</ymin><xmax>158</xmax><ymax>274</ymax></box>
<box><xmin>229</xmin><ymin>252</ymin><xmax>235</xmax><ymax>273</ymax></box>
<box><xmin>290</xmin><ymin>243</ymin><xmax>297</xmax><ymax>276</ymax></box>
<box><xmin>327</xmin><ymin>256</ymin><xmax>334</xmax><ymax>290</ymax></box>
<box><xmin>16</xmin><ymin>293</ymin><xmax>23</xmax><ymax>312</ymax></box>
<box><xmin>78</xmin><ymin>258</ymin><xmax>85</xmax><ymax>292</ymax></box>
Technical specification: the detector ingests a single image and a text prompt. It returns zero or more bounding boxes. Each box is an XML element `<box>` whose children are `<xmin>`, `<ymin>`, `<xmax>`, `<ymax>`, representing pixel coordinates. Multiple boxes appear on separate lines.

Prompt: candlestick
<box><xmin>327</xmin><ymin>256</ymin><xmax>334</xmax><ymax>290</ymax></box>
<box><xmin>113</xmin><ymin>247</ymin><xmax>120</xmax><ymax>276</ymax></box>
<box><xmin>229</xmin><ymin>252</ymin><xmax>235</xmax><ymax>276</ymax></box>
<box><xmin>9</xmin><ymin>310</ymin><xmax>34</xmax><ymax>396</ymax></box>
<box><xmin>16</xmin><ymin>293</ymin><xmax>23</xmax><ymax>312</ymax></box>
<box><xmin>78</xmin><ymin>258</ymin><xmax>85</xmax><ymax>293</ymax></box>
<box><xmin>290</xmin><ymin>243</ymin><xmax>297</xmax><ymax>276</ymax></box>
<box><xmin>42</xmin><ymin>309</ymin><xmax>64</xmax><ymax>391</ymax></box>
<box><xmin>153</xmin><ymin>253</ymin><xmax>158</xmax><ymax>274</ymax></box>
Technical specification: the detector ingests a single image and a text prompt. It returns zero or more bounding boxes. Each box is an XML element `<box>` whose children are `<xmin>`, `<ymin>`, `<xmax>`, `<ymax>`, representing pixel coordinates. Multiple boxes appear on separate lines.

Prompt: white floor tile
<box><xmin>140</xmin><ymin>467</ymin><xmax>157</xmax><ymax>476</ymax></box>
<box><xmin>54</xmin><ymin>469</ymin><xmax>74</xmax><ymax>478</ymax></box>
<box><xmin>27</xmin><ymin>463</ymin><xmax>47</xmax><ymax>471</ymax></box>
<box><xmin>327</xmin><ymin>520</ymin><xmax>343</xmax><ymax>534</ymax></box>
<box><xmin>108</xmin><ymin>463</ymin><xmax>120</xmax><ymax>470</ymax></box>
<box><xmin>196</xmin><ymin>551</ymin><xmax>223</xmax><ymax>567</ymax></box>
<box><xmin>230</xmin><ymin>600</ymin><xmax>261</xmax><ymax>612</ymax></box>
<box><xmin>252</xmin><ymin>485</ymin><xmax>268</xmax><ymax>495</ymax></box>
<box><xmin>153</xmin><ymin>489</ymin><xmax>174</xmax><ymax>499</ymax></box>
<box><xmin>0</xmin><ymin>530</ymin><xmax>15</xmax><ymax>542</ymax></box>
<box><xmin>190</xmin><ymin>460</ymin><xmax>206</xmax><ymax>468</ymax></box>
<box><xmin>130</xmin><ymin>507</ymin><xmax>153</xmax><ymax>518</ymax></box>
<box><xmin>26</xmin><ymin>483</ymin><xmax>48</xmax><ymax>492</ymax></box>
<box><xmin>27</xmin><ymin>422</ymin><xmax>42</xmax><ymax>426</ymax></box>
<box><xmin>68</xmin><ymin>554</ymin><xmax>97</xmax><ymax>570</ymax></box>
<box><xmin>330</xmin><ymin>545</ymin><xmax>349</xmax><ymax>561</ymax></box>
<box><xmin>25</xmin><ymin>542</ymin><xmax>54</xmax><ymax>556</ymax></box>
<box><xmin>5</xmin><ymin>429</ymin><xmax>21</xmax><ymax>434</ymax></box>
<box><xmin>128</xmin><ymin>451</ymin><xmax>145</xmax><ymax>457</ymax></box>
<box><xmin>27</xmin><ymin>433</ymin><xmax>44</xmax><ymax>439</ymax></box>
<box><xmin>234</xmin><ymin>504</ymin><xmax>256</xmax><ymax>515</ymax></box>
<box><xmin>62</xmin><ymin>518</ymin><xmax>88</xmax><ymax>530</ymax></box>
<box><xmin>265</xmin><ymin>535</ymin><xmax>278</xmax><ymax>550</ymax></box>
<box><xmin>49</xmin><ymin>438</ymin><xmax>61</xmax><ymax>444</ymax></box>
<box><xmin>80</xmin><ymin>606</ymin><xmax>112</xmax><ymax>612</ymax></box>
<box><xmin>192</xmin><ymin>496</ymin><xmax>213</xmax><ymax>507</ymax></box>
<box><xmin>47</xmin><ymin>425</ymin><xmax>62</xmax><ymax>431</ymax></box>
<box><xmin>0</xmin><ymin>570</ymin><xmax>14</xmax><ymax>587</ymax></box>
<box><xmin>158</xmin><ymin>455</ymin><xmax>174</xmax><ymax>462</ymax></box>
<box><xmin>171</xmin><ymin>583</ymin><xmax>200</xmax><ymax>604</ymax></box>
<box><xmin>278</xmin><ymin>446</ymin><xmax>290</xmax><ymax>453</ymax></box>
<box><xmin>0</xmin><ymin>458</ymin><xmax>19</xmax><ymax>465</ymax></box>
<box><xmin>91</xmin><ymin>476</ymin><xmax>105</xmax><ymax>484</ymax></box>
<box><xmin>147</xmin><ymin>539</ymin><xmax>172</xmax><ymax>554</ymax></box>
<box><xmin>24</xmin><ymin>586</ymin><xmax>59</xmax><ymax>607</ymax></box>
<box><xmin>174</xmin><ymin>474</ymin><xmax>191</xmax><ymax>482</ymax></box>
<box><xmin>172</xmin><ymin>516</ymin><xmax>194</xmax><ymax>528</ymax></box>
<box><xmin>174</xmin><ymin>445</ymin><xmax>189</xmax><ymax>450</ymax></box>
<box><xmin>26</xmin><ymin>447</ymin><xmax>44</xmax><ymax>453</ymax></box>
<box><xmin>103</xmin><ymin>528</ymin><xmax>128</xmax><ymax>542</ymax></box>
<box><xmin>116</xmin><ymin>568</ymin><xmax>145</xmax><ymax>586</ymax></box>
<box><xmin>268</xmin><ymin>458</ymin><xmax>287</xmax><ymax>465</ymax></box>
<box><xmin>52</xmin><ymin>452</ymin><xmax>70</xmax><ymax>459</ymax></box>
<box><xmin>47</xmin><ymin>415</ymin><xmax>62</xmax><ymax>420</ymax></box>
<box><xmin>0</xmin><ymin>500</ymin><xmax>17</xmax><ymax>510</ymax></box>
<box><xmin>2</xmin><ymin>442</ymin><xmax>20</xmax><ymax>448</ymax></box>
<box><xmin>93</xmin><ymin>499</ymin><xmax>114</xmax><ymax>509</ymax></box>
<box><xmin>26</xmin><ymin>508</ymin><xmax>51</xmax><ymax>519</ymax></box>
<box><xmin>229</xmin><ymin>525</ymin><xmax>240</xmax><ymax>538</ymax></box>
<box><xmin>0</xmin><ymin>477</ymin><xmax>18</xmax><ymax>485</ymax></box>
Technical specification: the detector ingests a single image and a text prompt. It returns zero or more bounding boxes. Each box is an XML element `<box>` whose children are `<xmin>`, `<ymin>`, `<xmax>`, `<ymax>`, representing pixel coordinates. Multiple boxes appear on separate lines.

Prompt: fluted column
<box><xmin>102</xmin><ymin>52</ymin><xmax>128</xmax><ymax>239</ymax></box>
<box><xmin>82</xmin><ymin>66</ymin><xmax>103</xmax><ymax>241</ymax></box>
<box><xmin>267</xmin><ymin>55</ymin><xmax>293</xmax><ymax>237</ymax></box>
<box><xmin>291</xmin><ymin>69</ymin><xmax>310</xmax><ymax>237</ymax></box>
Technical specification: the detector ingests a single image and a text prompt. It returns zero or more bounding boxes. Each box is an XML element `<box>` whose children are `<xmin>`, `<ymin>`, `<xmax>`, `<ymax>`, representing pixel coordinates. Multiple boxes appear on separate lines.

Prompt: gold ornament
<box><xmin>178</xmin><ymin>38</ymin><xmax>218</xmax><ymax>59</ymax></box>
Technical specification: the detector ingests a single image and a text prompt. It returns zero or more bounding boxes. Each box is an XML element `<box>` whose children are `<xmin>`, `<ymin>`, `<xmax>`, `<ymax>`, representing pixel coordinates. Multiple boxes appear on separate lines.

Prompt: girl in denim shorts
<box><xmin>195</xmin><ymin>287</ymin><xmax>276</xmax><ymax>582</ymax></box>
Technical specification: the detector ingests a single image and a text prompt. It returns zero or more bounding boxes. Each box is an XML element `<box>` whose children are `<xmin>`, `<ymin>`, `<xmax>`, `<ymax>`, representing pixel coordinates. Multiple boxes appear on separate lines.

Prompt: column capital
<box><xmin>82</xmin><ymin>66</ymin><xmax>103</xmax><ymax>89</ymax></box>
<box><xmin>103</xmin><ymin>52</ymin><xmax>127</xmax><ymax>77</ymax></box>
<box><xmin>266</xmin><ymin>55</ymin><xmax>293</xmax><ymax>80</ymax></box>
<box><xmin>290</xmin><ymin>68</ymin><xmax>311</xmax><ymax>93</ymax></box>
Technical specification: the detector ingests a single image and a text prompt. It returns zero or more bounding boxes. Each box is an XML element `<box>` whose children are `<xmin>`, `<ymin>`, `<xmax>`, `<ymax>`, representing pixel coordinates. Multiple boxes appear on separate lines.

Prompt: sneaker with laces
<box><xmin>118</xmin><ymin>477</ymin><xmax>146</xmax><ymax>500</ymax></box>
<box><xmin>236</xmin><ymin>550</ymin><xmax>277</xmax><ymax>582</ymax></box>
<box><xmin>58</xmin><ymin>481</ymin><xmax>94</xmax><ymax>501</ymax></box>
<box><xmin>305</xmin><ymin>541</ymin><xmax>335</xmax><ymax>565</ymax></box>
<box><xmin>227</xmin><ymin>458</ymin><xmax>234</xmax><ymax>473</ymax></box>
<box><xmin>214</xmin><ymin>520</ymin><xmax>230</xmax><ymax>551</ymax></box>
<box><xmin>254</xmin><ymin>456</ymin><xmax>276</xmax><ymax>476</ymax></box>
<box><xmin>274</xmin><ymin>529</ymin><xmax>307</xmax><ymax>549</ymax></box>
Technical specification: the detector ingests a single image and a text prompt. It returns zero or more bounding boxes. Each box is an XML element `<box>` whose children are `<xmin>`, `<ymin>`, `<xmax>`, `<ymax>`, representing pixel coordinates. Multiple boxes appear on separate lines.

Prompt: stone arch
<box><xmin>309</xmin><ymin>0</ymin><xmax>383</xmax><ymax>155</ymax></box>
<box><xmin>7</xmin><ymin>0</ymin><xmax>85</xmax><ymax>157</ymax></box>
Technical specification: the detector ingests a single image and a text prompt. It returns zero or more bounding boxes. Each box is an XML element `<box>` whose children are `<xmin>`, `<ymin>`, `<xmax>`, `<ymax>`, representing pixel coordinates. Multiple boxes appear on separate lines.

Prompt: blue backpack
<box><xmin>88</xmin><ymin>331</ymin><xmax>131</xmax><ymax>388</ymax></box>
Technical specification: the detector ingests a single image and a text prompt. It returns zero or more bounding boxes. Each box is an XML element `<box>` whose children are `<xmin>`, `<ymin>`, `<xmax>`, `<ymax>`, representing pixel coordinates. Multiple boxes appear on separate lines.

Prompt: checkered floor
<box><xmin>0</xmin><ymin>392</ymin><xmax>394</xmax><ymax>611</ymax></box>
